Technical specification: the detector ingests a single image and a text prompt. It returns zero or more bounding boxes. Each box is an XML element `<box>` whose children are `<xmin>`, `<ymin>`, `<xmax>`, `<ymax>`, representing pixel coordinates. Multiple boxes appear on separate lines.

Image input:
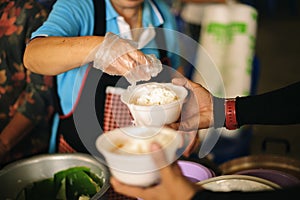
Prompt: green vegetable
<box><xmin>86</xmin><ymin>171</ymin><xmax>103</xmax><ymax>188</ymax></box>
<box><xmin>56</xmin><ymin>178</ymin><xmax>67</xmax><ymax>200</ymax></box>
<box><xmin>24</xmin><ymin>178</ymin><xmax>56</xmax><ymax>200</ymax></box>
<box><xmin>65</xmin><ymin>170</ymin><xmax>100</xmax><ymax>200</ymax></box>
<box><xmin>78</xmin><ymin>196</ymin><xmax>91</xmax><ymax>200</ymax></box>
<box><xmin>17</xmin><ymin>166</ymin><xmax>102</xmax><ymax>200</ymax></box>
<box><xmin>54</xmin><ymin>166</ymin><xmax>91</xmax><ymax>193</ymax></box>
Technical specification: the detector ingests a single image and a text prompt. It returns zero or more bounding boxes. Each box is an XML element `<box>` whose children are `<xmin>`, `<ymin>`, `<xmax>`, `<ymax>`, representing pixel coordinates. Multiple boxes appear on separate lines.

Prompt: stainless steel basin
<box><xmin>0</xmin><ymin>153</ymin><xmax>110</xmax><ymax>200</ymax></box>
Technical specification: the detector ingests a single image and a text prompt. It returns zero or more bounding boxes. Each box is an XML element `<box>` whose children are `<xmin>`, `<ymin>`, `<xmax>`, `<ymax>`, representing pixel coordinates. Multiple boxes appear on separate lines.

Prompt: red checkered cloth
<box><xmin>103</xmin><ymin>86</ymin><xmax>137</xmax><ymax>200</ymax></box>
<box><xmin>57</xmin><ymin>86</ymin><xmax>136</xmax><ymax>199</ymax></box>
<box><xmin>103</xmin><ymin>86</ymin><xmax>133</xmax><ymax>133</ymax></box>
<box><xmin>58</xmin><ymin>86</ymin><xmax>133</xmax><ymax>153</ymax></box>
<box><xmin>58</xmin><ymin>134</ymin><xmax>76</xmax><ymax>153</ymax></box>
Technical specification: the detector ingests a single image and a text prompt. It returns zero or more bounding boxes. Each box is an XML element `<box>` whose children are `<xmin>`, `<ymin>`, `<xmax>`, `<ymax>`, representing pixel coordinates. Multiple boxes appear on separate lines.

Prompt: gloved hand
<box><xmin>93</xmin><ymin>32</ymin><xmax>162</xmax><ymax>84</ymax></box>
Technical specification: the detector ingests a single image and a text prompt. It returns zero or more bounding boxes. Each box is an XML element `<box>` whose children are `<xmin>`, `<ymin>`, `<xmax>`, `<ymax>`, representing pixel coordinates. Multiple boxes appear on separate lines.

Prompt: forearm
<box><xmin>236</xmin><ymin>81</ymin><xmax>300</xmax><ymax>126</ymax></box>
<box><xmin>0</xmin><ymin>113</ymin><xmax>34</xmax><ymax>154</ymax></box>
<box><xmin>24</xmin><ymin>36</ymin><xmax>104</xmax><ymax>75</ymax></box>
<box><xmin>213</xmin><ymin>81</ymin><xmax>300</xmax><ymax>128</ymax></box>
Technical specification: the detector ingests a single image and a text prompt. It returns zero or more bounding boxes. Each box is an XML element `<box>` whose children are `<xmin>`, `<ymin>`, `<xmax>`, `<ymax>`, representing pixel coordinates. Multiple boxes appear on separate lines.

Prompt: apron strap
<box><xmin>56</xmin><ymin>0</ymin><xmax>171</xmax><ymax>152</ymax></box>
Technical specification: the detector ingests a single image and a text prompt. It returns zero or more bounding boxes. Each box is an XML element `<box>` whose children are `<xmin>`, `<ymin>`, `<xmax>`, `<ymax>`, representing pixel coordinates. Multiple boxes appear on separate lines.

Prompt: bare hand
<box><xmin>169</xmin><ymin>77</ymin><xmax>214</xmax><ymax>131</ymax></box>
<box><xmin>111</xmin><ymin>142</ymin><xmax>201</xmax><ymax>200</ymax></box>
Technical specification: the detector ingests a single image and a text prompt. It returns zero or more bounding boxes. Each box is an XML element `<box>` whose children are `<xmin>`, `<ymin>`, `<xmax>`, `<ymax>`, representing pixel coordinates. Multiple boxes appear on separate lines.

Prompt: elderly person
<box><xmin>24</xmin><ymin>0</ymin><xmax>192</xmax><ymax>154</ymax></box>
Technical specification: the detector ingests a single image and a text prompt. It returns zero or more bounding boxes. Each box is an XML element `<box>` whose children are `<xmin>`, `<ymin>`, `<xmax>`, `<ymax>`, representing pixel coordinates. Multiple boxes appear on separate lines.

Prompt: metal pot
<box><xmin>219</xmin><ymin>154</ymin><xmax>300</xmax><ymax>187</ymax></box>
<box><xmin>0</xmin><ymin>153</ymin><xmax>110</xmax><ymax>200</ymax></box>
<box><xmin>197</xmin><ymin>174</ymin><xmax>280</xmax><ymax>192</ymax></box>
<box><xmin>235</xmin><ymin>169</ymin><xmax>300</xmax><ymax>188</ymax></box>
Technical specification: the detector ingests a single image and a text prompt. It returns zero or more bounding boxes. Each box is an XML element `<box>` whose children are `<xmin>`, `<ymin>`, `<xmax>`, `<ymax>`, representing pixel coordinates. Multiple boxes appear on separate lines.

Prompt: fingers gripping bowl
<box><xmin>96</xmin><ymin>126</ymin><xmax>182</xmax><ymax>187</ymax></box>
<box><xmin>121</xmin><ymin>82</ymin><xmax>188</xmax><ymax>126</ymax></box>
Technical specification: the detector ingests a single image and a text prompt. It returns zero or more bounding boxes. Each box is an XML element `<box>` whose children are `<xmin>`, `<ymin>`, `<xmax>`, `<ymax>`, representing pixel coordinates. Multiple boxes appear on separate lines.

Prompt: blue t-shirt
<box><xmin>32</xmin><ymin>0</ymin><xmax>180</xmax><ymax>114</ymax></box>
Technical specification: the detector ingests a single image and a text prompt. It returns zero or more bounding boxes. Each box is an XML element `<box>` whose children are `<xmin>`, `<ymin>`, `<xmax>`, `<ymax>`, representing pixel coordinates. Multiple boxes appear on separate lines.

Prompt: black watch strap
<box><xmin>213</xmin><ymin>97</ymin><xmax>225</xmax><ymax>128</ymax></box>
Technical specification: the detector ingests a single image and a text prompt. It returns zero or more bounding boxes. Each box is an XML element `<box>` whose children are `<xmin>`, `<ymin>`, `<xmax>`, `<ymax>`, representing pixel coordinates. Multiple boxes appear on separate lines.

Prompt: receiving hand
<box><xmin>169</xmin><ymin>77</ymin><xmax>214</xmax><ymax>131</ymax></box>
<box><xmin>110</xmin><ymin>142</ymin><xmax>201</xmax><ymax>200</ymax></box>
<box><xmin>93</xmin><ymin>32</ymin><xmax>162</xmax><ymax>84</ymax></box>
<box><xmin>179</xmin><ymin>130</ymin><xmax>200</xmax><ymax>157</ymax></box>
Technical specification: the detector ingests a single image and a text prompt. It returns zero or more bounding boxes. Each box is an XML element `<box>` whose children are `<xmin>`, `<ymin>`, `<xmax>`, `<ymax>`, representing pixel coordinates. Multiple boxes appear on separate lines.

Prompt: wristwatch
<box><xmin>225</xmin><ymin>98</ymin><xmax>238</xmax><ymax>130</ymax></box>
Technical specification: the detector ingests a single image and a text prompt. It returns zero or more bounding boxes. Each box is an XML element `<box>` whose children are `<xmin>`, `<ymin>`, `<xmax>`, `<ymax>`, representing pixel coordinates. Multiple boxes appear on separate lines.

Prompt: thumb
<box><xmin>172</xmin><ymin>77</ymin><xmax>187</xmax><ymax>87</ymax></box>
<box><xmin>150</xmin><ymin>142</ymin><xmax>176</xmax><ymax>182</ymax></box>
<box><xmin>150</xmin><ymin>142</ymin><xmax>168</xmax><ymax>167</ymax></box>
<box><xmin>172</xmin><ymin>77</ymin><xmax>199</xmax><ymax>91</ymax></box>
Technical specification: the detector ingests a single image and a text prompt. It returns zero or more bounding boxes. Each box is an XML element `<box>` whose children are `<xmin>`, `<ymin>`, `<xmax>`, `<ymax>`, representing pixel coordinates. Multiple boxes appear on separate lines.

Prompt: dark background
<box><xmin>244</xmin><ymin>0</ymin><xmax>300</xmax><ymax>160</ymax></box>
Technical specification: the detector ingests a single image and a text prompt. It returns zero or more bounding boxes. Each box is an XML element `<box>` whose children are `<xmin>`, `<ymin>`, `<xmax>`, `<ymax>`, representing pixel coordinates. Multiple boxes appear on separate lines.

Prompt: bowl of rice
<box><xmin>121</xmin><ymin>82</ymin><xmax>188</xmax><ymax>126</ymax></box>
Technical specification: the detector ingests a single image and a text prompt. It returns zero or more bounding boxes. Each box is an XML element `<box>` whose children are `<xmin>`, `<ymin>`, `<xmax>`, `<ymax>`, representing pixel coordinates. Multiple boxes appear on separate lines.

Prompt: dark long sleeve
<box><xmin>236</xmin><ymin>81</ymin><xmax>300</xmax><ymax>126</ymax></box>
<box><xmin>213</xmin><ymin>81</ymin><xmax>300</xmax><ymax>128</ymax></box>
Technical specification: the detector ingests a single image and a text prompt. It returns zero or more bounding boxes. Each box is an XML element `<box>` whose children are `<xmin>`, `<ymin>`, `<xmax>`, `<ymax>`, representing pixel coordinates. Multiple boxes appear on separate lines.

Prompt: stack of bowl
<box><xmin>219</xmin><ymin>154</ymin><xmax>300</xmax><ymax>188</ymax></box>
<box><xmin>177</xmin><ymin>160</ymin><xmax>215</xmax><ymax>183</ymax></box>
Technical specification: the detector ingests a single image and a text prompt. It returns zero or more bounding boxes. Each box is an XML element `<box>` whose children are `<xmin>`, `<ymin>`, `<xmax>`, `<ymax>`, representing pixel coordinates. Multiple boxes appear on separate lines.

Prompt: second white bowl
<box><xmin>95</xmin><ymin>126</ymin><xmax>182</xmax><ymax>187</ymax></box>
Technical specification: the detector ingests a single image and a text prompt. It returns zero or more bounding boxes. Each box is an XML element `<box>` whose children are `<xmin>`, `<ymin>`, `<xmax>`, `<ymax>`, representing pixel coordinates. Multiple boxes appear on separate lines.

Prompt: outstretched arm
<box><xmin>23</xmin><ymin>36</ymin><xmax>104</xmax><ymax>75</ymax></box>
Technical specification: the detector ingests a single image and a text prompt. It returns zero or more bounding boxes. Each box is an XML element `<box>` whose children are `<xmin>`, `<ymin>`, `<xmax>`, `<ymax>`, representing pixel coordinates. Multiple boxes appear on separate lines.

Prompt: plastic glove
<box><xmin>93</xmin><ymin>32</ymin><xmax>162</xmax><ymax>84</ymax></box>
<box><xmin>124</xmin><ymin>54</ymin><xmax>162</xmax><ymax>85</ymax></box>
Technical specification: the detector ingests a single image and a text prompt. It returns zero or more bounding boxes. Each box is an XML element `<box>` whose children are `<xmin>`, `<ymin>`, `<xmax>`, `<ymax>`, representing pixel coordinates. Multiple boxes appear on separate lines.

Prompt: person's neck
<box><xmin>112</xmin><ymin>3</ymin><xmax>142</xmax><ymax>29</ymax></box>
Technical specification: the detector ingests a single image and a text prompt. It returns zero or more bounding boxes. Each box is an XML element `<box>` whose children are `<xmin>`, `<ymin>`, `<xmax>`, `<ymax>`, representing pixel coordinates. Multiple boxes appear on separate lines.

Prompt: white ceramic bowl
<box><xmin>121</xmin><ymin>82</ymin><xmax>188</xmax><ymax>126</ymax></box>
<box><xmin>95</xmin><ymin>126</ymin><xmax>182</xmax><ymax>187</ymax></box>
